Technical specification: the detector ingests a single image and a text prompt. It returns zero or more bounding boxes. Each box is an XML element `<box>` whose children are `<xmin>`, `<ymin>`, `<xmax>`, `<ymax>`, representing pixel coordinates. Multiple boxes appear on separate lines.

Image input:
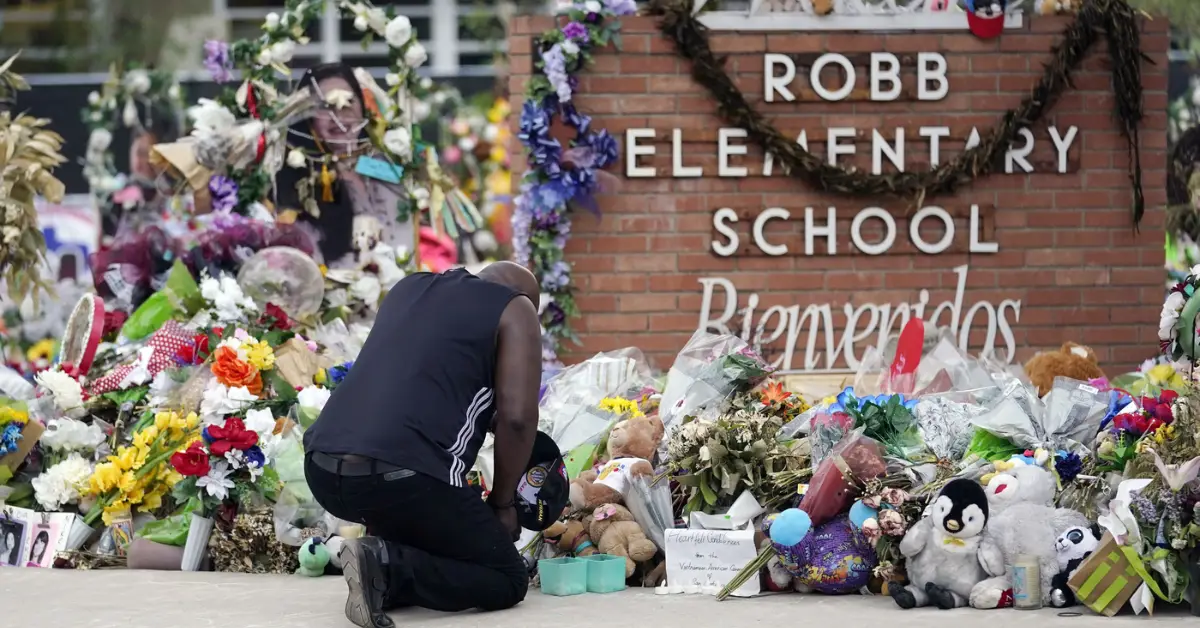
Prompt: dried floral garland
<box><xmin>80</xmin><ymin>65</ymin><xmax>185</xmax><ymax>213</ymax></box>
<box><xmin>515</xmin><ymin>1</ymin><xmax>631</xmax><ymax>365</ymax></box>
<box><xmin>647</xmin><ymin>0</ymin><xmax>1149</xmax><ymax>227</ymax></box>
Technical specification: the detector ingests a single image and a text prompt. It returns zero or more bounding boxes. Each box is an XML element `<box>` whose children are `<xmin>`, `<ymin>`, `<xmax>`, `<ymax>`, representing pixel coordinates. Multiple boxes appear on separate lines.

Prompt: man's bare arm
<box><xmin>488</xmin><ymin>296</ymin><xmax>542</xmax><ymax>511</ymax></box>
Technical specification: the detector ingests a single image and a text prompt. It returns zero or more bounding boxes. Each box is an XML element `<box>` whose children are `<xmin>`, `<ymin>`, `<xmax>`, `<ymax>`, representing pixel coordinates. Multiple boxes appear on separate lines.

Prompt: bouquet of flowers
<box><xmin>169</xmin><ymin>407</ymin><xmax>283</xmax><ymax>514</ymax></box>
<box><xmin>84</xmin><ymin>410</ymin><xmax>201</xmax><ymax>525</ymax></box>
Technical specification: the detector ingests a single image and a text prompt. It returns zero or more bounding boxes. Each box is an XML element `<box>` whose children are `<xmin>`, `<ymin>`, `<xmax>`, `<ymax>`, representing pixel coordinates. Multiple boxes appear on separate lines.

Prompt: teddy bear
<box><xmin>586</xmin><ymin>503</ymin><xmax>658</xmax><ymax>578</ymax></box>
<box><xmin>968</xmin><ymin>465</ymin><xmax>1090</xmax><ymax>609</ymax></box>
<box><xmin>569</xmin><ymin>414</ymin><xmax>664</xmax><ymax>511</ymax></box>
<box><xmin>542</xmin><ymin>518</ymin><xmax>597</xmax><ymax>558</ymax></box>
<box><xmin>891</xmin><ymin>479</ymin><xmax>992</xmax><ymax>609</ymax></box>
<box><xmin>763</xmin><ymin>509</ymin><xmax>878</xmax><ymax>594</ymax></box>
<box><xmin>1023</xmin><ymin>342</ymin><xmax>1105</xmax><ymax>397</ymax></box>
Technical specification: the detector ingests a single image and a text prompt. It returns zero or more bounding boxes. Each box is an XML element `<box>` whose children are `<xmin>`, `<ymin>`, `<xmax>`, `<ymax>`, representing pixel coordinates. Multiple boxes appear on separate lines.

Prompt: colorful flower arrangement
<box><xmin>170</xmin><ymin>407</ymin><xmax>282</xmax><ymax>512</ymax></box>
<box><xmin>514</xmin><ymin>1</ymin><xmax>631</xmax><ymax>365</ymax></box>
<box><xmin>203</xmin><ymin>0</ymin><xmax>427</xmax><ymax>214</ymax></box>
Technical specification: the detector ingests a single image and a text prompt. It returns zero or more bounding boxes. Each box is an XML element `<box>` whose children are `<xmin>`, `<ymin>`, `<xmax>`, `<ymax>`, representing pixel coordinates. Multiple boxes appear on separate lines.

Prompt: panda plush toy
<box><xmin>1049</xmin><ymin>524</ymin><xmax>1102</xmax><ymax>608</ymax></box>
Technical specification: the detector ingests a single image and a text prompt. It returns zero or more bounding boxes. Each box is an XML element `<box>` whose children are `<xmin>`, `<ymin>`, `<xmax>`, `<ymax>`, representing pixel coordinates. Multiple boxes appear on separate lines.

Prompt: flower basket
<box><xmin>64</xmin><ymin>514</ymin><xmax>98</xmax><ymax>551</ymax></box>
<box><xmin>181</xmin><ymin>513</ymin><xmax>214</xmax><ymax>571</ymax></box>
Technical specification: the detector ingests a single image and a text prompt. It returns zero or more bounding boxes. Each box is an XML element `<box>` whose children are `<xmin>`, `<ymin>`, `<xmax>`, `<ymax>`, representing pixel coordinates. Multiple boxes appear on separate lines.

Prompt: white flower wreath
<box><xmin>81</xmin><ymin>66</ymin><xmax>186</xmax><ymax>208</ymax></box>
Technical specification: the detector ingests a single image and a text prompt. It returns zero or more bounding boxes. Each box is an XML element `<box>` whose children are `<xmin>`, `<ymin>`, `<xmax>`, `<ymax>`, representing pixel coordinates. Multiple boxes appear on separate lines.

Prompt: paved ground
<box><xmin>3</xmin><ymin>569</ymin><xmax>1197</xmax><ymax>626</ymax></box>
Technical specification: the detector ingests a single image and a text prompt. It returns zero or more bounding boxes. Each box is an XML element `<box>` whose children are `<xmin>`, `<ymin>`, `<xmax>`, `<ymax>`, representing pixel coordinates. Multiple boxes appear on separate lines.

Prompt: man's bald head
<box><xmin>477</xmin><ymin>261</ymin><xmax>540</xmax><ymax>298</ymax></box>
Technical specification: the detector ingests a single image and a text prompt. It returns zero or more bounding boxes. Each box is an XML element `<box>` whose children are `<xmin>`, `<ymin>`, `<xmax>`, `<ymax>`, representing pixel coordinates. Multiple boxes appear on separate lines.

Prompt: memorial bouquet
<box><xmin>169</xmin><ymin>406</ymin><xmax>283</xmax><ymax>515</ymax></box>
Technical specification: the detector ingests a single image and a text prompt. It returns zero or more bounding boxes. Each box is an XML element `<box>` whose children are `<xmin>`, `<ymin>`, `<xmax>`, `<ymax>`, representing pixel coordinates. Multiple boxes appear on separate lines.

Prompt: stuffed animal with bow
<box><xmin>891</xmin><ymin>479</ymin><xmax>991</xmax><ymax>609</ymax></box>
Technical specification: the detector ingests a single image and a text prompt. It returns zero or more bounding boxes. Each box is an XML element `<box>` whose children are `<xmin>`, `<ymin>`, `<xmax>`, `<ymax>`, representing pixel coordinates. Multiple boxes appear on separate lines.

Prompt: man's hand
<box><xmin>491</xmin><ymin>502</ymin><xmax>520</xmax><ymax>542</ymax></box>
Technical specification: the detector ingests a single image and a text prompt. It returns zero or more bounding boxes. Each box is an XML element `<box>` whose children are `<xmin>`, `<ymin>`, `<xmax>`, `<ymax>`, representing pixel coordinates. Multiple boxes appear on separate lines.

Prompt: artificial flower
<box><xmin>189</xmin><ymin>98</ymin><xmax>236</xmax><ymax>139</ymax></box>
<box><xmin>243</xmin><ymin>408</ymin><xmax>277</xmax><ymax>440</ymax></box>
<box><xmin>200</xmin><ymin>379</ymin><xmax>258</xmax><ymax>423</ymax></box>
<box><xmin>196</xmin><ymin>461</ymin><xmax>235</xmax><ymax>501</ymax></box>
<box><xmin>32</xmin><ymin>453</ymin><xmax>93</xmax><ymax>510</ymax></box>
<box><xmin>297</xmin><ymin>385</ymin><xmax>331</xmax><ymax>411</ymax></box>
<box><xmin>124</xmin><ymin>69</ymin><xmax>151</xmax><ymax>94</ymax></box>
<box><xmin>878</xmin><ymin>508</ymin><xmax>907</xmax><ymax>536</ymax></box>
<box><xmin>199</xmin><ymin>272</ymin><xmax>259</xmax><ymax>323</ymax></box>
<box><xmin>170</xmin><ymin>441</ymin><xmax>212</xmax><ymax>477</ymax></box>
<box><xmin>242</xmin><ymin>340</ymin><xmax>276</xmax><ymax>372</ymax></box>
<box><xmin>263</xmin><ymin>11</ymin><xmax>280</xmax><ymax>29</ymax></box>
<box><xmin>87</xmin><ymin>128</ymin><xmax>113</xmax><ymax>152</ymax></box>
<box><xmin>383</xmin><ymin>127</ymin><xmax>412</xmax><ymax>159</ymax></box>
<box><xmin>257</xmin><ymin>40</ymin><xmax>296</xmax><ymax>66</ymax></box>
<box><xmin>760</xmin><ymin>381</ymin><xmax>791</xmax><ymax>405</ymax></box>
<box><xmin>35</xmin><ymin>368</ymin><xmax>86</xmax><ymax>413</ymax></box>
<box><xmin>286</xmin><ymin>148</ymin><xmax>306</xmax><ymax>169</ymax></box>
<box><xmin>41</xmin><ymin>418</ymin><xmax>105</xmax><ymax>452</ymax></box>
<box><xmin>0</xmin><ymin>423</ymin><xmax>22</xmax><ymax>456</ymax></box>
<box><xmin>598</xmin><ymin>396</ymin><xmax>643</xmax><ymax>417</ymax></box>
<box><xmin>403</xmin><ymin>42</ymin><xmax>428</xmax><ymax>68</ymax></box>
<box><xmin>324</xmin><ymin>88</ymin><xmax>355</xmax><ymax>110</ymax></box>
<box><xmin>212</xmin><ymin>346</ymin><xmax>264</xmax><ymax>395</ymax></box>
<box><xmin>205</xmin><ymin>417</ymin><xmax>259</xmax><ymax>456</ymax></box>
<box><xmin>384</xmin><ymin>15</ymin><xmax>413</xmax><ymax>47</ymax></box>
<box><xmin>260</xmin><ymin>302</ymin><xmax>292</xmax><ymax>331</ymax></box>
<box><xmin>203</xmin><ymin>40</ymin><xmax>233</xmax><ymax>83</ymax></box>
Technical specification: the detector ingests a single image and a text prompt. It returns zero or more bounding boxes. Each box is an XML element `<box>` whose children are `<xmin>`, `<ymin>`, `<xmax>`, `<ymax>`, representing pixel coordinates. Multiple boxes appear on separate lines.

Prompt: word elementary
<box><xmin>624</xmin><ymin>51</ymin><xmax>1080</xmax><ymax>178</ymax></box>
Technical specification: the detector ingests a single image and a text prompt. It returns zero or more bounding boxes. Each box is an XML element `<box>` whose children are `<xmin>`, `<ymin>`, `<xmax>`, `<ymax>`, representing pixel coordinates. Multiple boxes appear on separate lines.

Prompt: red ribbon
<box><xmin>245</xmin><ymin>84</ymin><xmax>267</xmax><ymax>163</ymax></box>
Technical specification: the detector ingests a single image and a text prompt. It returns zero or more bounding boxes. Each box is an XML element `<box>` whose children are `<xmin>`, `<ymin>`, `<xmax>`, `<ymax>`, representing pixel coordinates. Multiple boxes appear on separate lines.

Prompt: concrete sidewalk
<box><xmin>1</xmin><ymin>569</ymin><xmax>1195</xmax><ymax>627</ymax></box>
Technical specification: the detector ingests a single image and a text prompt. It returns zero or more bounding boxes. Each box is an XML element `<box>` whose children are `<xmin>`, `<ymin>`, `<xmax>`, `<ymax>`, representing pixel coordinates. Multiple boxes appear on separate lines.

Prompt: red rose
<box><xmin>260</xmin><ymin>303</ymin><xmax>292</xmax><ymax>331</ymax></box>
<box><xmin>207</xmin><ymin>417</ymin><xmax>259</xmax><ymax>456</ymax></box>
<box><xmin>194</xmin><ymin>334</ymin><xmax>211</xmax><ymax>359</ymax></box>
<box><xmin>103</xmin><ymin>311</ymin><xmax>128</xmax><ymax>338</ymax></box>
<box><xmin>1160</xmin><ymin>390</ymin><xmax>1180</xmax><ymax>404</ymax></box>
<box><xmin>171</xmin><ymin>442</ymin><xmax>211</xmax><ymax>477</ymax></box>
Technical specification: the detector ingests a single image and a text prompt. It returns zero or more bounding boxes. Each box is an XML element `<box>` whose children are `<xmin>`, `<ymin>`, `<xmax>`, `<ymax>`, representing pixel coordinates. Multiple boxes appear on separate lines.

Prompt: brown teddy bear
<box><xmin>569</xmin><ymin>414</ymin><xmax>664</xmax><ymax>511</ymax></box>
<box><xmin>542</xmin><ymin>519</ymin><xmax>596</xmax><ymax>558</ymax></box>
<box><xmin>1023</xmin><ymin>342</ymin><xmax>1106</xmax><ymax>397</ymax></box>
<box><xmin>586</xmin><ymin>503</ymin><xmax>658</xmax><ymax>578</ymax></box>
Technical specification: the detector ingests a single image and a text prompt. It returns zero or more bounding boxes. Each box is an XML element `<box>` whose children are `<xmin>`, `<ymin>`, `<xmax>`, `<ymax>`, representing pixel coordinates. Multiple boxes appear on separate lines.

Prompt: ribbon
<box><xmin>245</xmin><ymin>83</ymin><xmax>267</xmax><ymax>163</ymax></box>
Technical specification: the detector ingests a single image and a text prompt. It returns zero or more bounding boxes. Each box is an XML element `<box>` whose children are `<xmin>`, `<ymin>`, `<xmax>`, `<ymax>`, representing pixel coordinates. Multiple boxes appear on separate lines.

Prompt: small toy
<box><xmin>296</xmin><ymin>537</ymin><xmax>330</xmax><ymax>577</ymax></box>
<box><xmin>1049</xmin><ymin>524</ymin><xmax>1102</xmax><ymax>607</ymax></box>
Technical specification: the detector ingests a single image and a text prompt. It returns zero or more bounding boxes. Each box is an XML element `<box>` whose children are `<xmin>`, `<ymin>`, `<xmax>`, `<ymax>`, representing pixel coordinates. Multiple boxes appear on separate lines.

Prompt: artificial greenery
<box><xmin>647</xmin><ymin>0</ymin><xmax>1149</xmax><ymax>227</ymax></box>
<box><xmin>845</xmin><ymin>396</ymin><xmax>926</xmax><ymax>461</ymax></box>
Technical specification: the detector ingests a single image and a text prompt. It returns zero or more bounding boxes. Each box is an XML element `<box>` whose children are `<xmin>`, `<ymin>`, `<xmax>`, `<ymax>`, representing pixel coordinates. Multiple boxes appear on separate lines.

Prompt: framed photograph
<box><xmin>0</xmin><ymin>510</ymin><xmax>28</xmax><ymax>567</ymax></box>
<box><xmin>24</xmin><ymin>518</ymin><xmax>61</xmax><ymax>568</ymax></box>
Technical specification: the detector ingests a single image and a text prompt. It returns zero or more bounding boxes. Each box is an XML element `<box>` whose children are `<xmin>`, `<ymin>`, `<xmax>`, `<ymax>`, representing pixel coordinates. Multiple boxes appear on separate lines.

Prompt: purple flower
<box><xmin>544</xmin><ymin>301</ymin><xmax>567</xmax><ymax>326</ymax></box>
<box><xmin>243</xmin><ymin>445</ymin><xmax>266</xmax><ymax>468</ymax></box>
<box><xmin>512</xmin><ymin>186</ymin><xmax>533</xmax><ymax>266</ymax></box>
<box><xmin>562</xmin><ymin>22</ymin><xmax>590</xmax><ymax>42</ymax></box>
<box><xmin>542</xmin><ymin>260</ymin><xmax>571</xmax><ymax>291</ymax></box>
<box><xmin>518</xmin><ymin>100</ymin><xmax>562</xmax><ymax>170</ymax></box>
<box><xmin>603</xmin><ymin>0</ymin><xmax>638</xmax><ymax>16</ymax></box>
<box><xmin>208</xmin><ymin>175</ymin><xmax>239</xmax><ymax>214</ymax></box>
<box><xmin>203</xmin><ymin>40</ymin><xmax>233</xmax><ymax>83</ymax></box>
<box><xmin>541</xmin><ymin>44</ymin><xmax>572</xmax><ymax>103</ymax></box>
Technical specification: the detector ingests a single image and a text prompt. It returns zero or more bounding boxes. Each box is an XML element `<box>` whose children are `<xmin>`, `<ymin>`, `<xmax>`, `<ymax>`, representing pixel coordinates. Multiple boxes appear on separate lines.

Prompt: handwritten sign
<box><xmin>664</xmin><ymin>528</ymin><xmax>760</xmax><ymax>597</ymax></box>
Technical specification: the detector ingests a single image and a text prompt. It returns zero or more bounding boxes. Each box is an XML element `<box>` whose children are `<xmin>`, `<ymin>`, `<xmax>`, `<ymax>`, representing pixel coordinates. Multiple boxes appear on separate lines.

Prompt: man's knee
<box><xmin>480</xmin><ymin>568</ymin><xmax>528</xmax><ymax>611</ymax></box>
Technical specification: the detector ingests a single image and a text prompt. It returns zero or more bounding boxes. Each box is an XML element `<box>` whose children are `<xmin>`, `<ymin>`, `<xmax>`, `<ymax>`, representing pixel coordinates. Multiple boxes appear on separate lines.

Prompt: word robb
<box><xmin>698</xmin><ymin>266</ymin><xmax>1021</xmax><ymax>373</ymax></box>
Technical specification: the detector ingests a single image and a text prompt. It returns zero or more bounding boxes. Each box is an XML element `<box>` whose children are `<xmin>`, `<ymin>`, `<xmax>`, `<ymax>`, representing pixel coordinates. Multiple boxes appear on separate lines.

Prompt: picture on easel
<box><xmin>24</xmin><ymin>518</ymin><xmax>61</xmax><ymax>568</ymax></box>
<box><xmin>0</xmin><ymin>510</ymin><xmax>27</xmax><ymax>567</ymax></box>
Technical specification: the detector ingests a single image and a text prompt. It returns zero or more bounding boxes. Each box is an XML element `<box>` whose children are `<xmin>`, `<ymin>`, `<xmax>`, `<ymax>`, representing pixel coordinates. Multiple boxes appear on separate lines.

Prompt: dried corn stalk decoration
<box><xmin>647</xmin><ymin>0</ymin><xmax>1149</xmax><ymax>228</ymax></box>
<box><xmin>0</xmin><ymin>53</ymin><xmax>68</xmax><ymax>303</ymax></box>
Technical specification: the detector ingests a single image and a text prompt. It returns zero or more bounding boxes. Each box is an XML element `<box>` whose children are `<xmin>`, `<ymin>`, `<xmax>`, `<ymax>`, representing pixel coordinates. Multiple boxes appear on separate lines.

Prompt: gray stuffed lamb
<box><xmin>891</xmin><ymin>479</ymin><xmax>991</xmax><ymax>609</ymax></box>
<box><xmin>969</xmin><ymin>464</ymin><xmax>1089</xmax><ymax>609</ymax></box>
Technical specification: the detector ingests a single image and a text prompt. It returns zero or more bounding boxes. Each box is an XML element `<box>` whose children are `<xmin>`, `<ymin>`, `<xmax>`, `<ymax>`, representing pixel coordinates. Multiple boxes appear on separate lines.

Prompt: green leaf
<box><xmin>674</xmin><ymin>473</ymin><xmax>702</xmax><ymax>488</ymax></box>
<box><xmin>699</xmin><ymin>474</ymin><xmax>719</xmax><ymax>506</ymax></box>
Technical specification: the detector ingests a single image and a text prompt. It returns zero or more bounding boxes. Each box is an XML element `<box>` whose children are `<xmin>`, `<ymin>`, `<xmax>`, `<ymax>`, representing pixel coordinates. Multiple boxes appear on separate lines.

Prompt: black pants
<box><xmin>304</xmin><ymin>455</ymin><xmax>528</xmax><ymax>612</ymax></box>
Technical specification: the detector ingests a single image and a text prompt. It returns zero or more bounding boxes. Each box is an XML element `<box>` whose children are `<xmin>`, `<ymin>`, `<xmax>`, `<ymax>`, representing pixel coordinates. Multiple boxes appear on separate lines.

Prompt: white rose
<box><xmin>585</xmin><ymin>0</ymin><xmax>602</xmax><ymax>12</ymax></box>
<box><xmin>124</xmin><ymin>69</ymin><xmax>151</xmax><ymax>95</ymax></box>
<box><xmin>385</xmin><ymin>72</ymin><xmax>401</xmax><ymax>87</ymax></box>
<box><xmin>419</xmin><ymin>77</ymin><xmax>432</xmax><ymax>90</ymax></box>
<box><xmin>403</xmin><ymin>42</ymin><xmax>427</xmax><ymax>68</ymax></box>
<box><xmin>561</xmin><ymin>40</ymin><xmax>579</xmax><ymax>56</ymax></box>
<box><xmin>269</xmin><ymin>40</ymin><xmax>295</xmax><ymax>64</ymax></box>
<box><xmin>413</xmin><ymin>100</ymin><xmax>431</xmax><ymax>121</ymax></box>
<box><xmin>383</xmin><ymin>127</ymin><xmax>411</xmax><ymax>159</ymax></box>
<box><xmin>384</xmin><ymin>15</ymin><xmax>413</xmax><ymax>48</ymax></box>
<box><xmin>87</xmin><ymin>91</ymin><xmax>100</xmax><ymax>105</ymax></box>
<box><xmin>167</xmin><ymin>83</ymin><xmax>180</xmax><ymax>100</ymax></box>
<box><xmin>88</xmin><ymin>128</ymin><xmax>113</xmax><ymax>151</ymax></box>
<box><xmin>458</xmin><ymin>136</ymin><xmax>477</xmax><ymax>152</ymax></box>
<box><xmin>366</xmin><ymin>8</ymin><xmax>387</xmax><ymax>32</ymax></box>
<box><xmin>297</xmin><ymin>385</ymin><xmax>332</xmax><ymax>411</ymax></box>
<box><xmin>354</xmin><ymin>15</ymin><xmax>369</xmax><ymax>31</ymax></box>
<box><xmin>483</xmin><ymin>124</ymin><xmax>499</xmax><ymax>142</ymax></box>
<box><xmin>264</xmin><ymin>12</ymin><xmax>280</xmax><ymax>29</ymax></box>
<box><xmin>286</xmin><ymin>148</ymin><xmax>306</xmax><ymax>168</ymax></box>
<box><xmin>256</xmin><ymin>47</ymin><xmax>274</xmax><ymax>66</ymax></box>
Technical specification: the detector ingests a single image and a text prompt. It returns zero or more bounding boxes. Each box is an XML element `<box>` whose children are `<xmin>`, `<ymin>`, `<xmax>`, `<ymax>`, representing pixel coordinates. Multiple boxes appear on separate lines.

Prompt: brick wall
<box><xmin>508</xmin><ymin>14</ymin><xmax>1170</xmax><ymax>372</ymax></box>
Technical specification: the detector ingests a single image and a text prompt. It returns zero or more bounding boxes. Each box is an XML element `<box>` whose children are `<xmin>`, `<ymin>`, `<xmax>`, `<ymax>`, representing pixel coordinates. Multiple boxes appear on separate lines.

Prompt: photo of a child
<box><xmin>0</xmin><ymin>515</ymin><xmax>26</xmax><ymax>566</ymax></box>
<box><xmin>25</xmin><ymin>522</ymin><xmax>59</xmax><ymax>568</ymax></box>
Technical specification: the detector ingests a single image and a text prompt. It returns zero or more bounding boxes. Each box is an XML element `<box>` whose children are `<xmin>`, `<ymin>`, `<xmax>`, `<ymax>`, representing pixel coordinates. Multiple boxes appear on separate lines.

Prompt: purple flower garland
<box><xmin>514</xmin><ymin>2</ymin><xmax>630</xmax><ymax>367</ymax></box>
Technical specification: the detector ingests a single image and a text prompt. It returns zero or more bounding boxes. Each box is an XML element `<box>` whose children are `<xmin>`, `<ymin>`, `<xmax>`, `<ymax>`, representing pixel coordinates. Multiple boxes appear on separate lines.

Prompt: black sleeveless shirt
<box><xmin>303</xmin><ymin>269</ymin><xmax>522</xmax><ymax>487</ymax></box>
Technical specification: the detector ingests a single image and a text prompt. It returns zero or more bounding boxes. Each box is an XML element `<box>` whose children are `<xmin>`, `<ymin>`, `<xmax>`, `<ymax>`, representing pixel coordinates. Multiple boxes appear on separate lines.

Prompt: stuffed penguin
<box><xmin>296</xmin><ymin>537</ymin><xmax>331</xmax><ymax>577</ymax></box>
<box><xmin>891</xmin><ymin>479</ymin><xmax>991</xmax><ymax>609</ymax></box>
<box><xmin>1049</xmin><ymin>524</ymin><xmax>1102</xmax><ymax>607</ymax></box>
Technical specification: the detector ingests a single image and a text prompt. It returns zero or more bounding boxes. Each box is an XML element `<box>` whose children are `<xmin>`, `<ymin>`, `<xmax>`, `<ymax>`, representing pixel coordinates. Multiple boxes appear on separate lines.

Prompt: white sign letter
<box><xmin>909</xmin><ymin>206</ymin><xmax>955</xmax><ymax>254</ymax></box>
<box><xmin>805</xmin><ymin>207</ymin><xmax>837</xmax><ymax>255</ymax></box>
<box><xmin>917</xmin><ymin>52</ymin><xmax>949</xmax><ymax>100</ymax></box>
<box><xmin>1048</xmin><ymin>125</ymin><xmax>1079</xmax><ymax>174</ymax></box>
<box><xmin>719</xmin><ymin>128</ymin><xmax>749</xmax><ymax>177</ymax></box>
<box><xmin>1005</xmin><ymin>128</ymin><xmax>1034</xmax><ymax>174</ymax></box>
<box><xmin>827</xmin><ymin>128</ymin><xmax>856</xmax><ymax>167</ymax></box>
<box><xmin>851</xmin><ymin>207</ymin><xmax>897</xmax><ymax>255</ymax></box>
<box><xmin>919</xmin><ymin>126</ymin><xmax>950</xmax><ymax>166</ymax></box>
<box><xmin>969</xmin><ymin>204</ymin><xmax>998</xmax><ymax>253</ymax></box>
<box><xmin>870</xmin><ymin>52</ymin><xmax>901</xmax><ymax>101</ymax></box>
<box><xmin>871</xmin><ymin>128</ymin><xmax>905</xmax><ymax>174</ymax></box>
<box><xmin>712</xmin><ymin>208</ymin><xmax>740</xmax><ymax>257</ymax></box>
<box><xmin>672</xmin><ymin>128</ymin><xmax>702</xmax><ymax>177</ymax></box>
<box><xmin>753</xmin><ymin>208</ymin><xmax>791</xmax><ymax>256</ymax></box>
<box><xmin>764</xmin><ymin>54</ymin><xmax>797</xmax><ymax>103</ymax></box>
<box><xmin>697</xmin><ymin>278</ymin><xmax>738</xmax><ymax>335</ymax></box>
<box><xmin>625</xmin><ymin>129</ymin><xmax>656</xmax><ymax>178</ymax></box>
<box><xmin>811</xmin><ymin>53</ymin><xmax>856</xmax><ymax>102</ymax></box>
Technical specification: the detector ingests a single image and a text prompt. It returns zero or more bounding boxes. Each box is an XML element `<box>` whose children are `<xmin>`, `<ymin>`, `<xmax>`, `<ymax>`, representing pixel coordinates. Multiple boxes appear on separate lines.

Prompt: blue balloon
<box><xmin>768</xmin><ymin>508</ymin><xmax>812</xmax><ymax>547</ymax></box>
<box><xmin>849</xmin><ymin>500</ymin><xmax>878</xmax><ymax>529</ymax></box>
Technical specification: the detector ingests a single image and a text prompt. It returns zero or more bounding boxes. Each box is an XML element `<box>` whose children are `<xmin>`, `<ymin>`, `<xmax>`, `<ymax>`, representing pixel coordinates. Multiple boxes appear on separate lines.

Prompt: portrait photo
<box><xmin>0</xmin><ymin>513</ymin><xmax>27</xmax><ymax>567</ymax></box>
